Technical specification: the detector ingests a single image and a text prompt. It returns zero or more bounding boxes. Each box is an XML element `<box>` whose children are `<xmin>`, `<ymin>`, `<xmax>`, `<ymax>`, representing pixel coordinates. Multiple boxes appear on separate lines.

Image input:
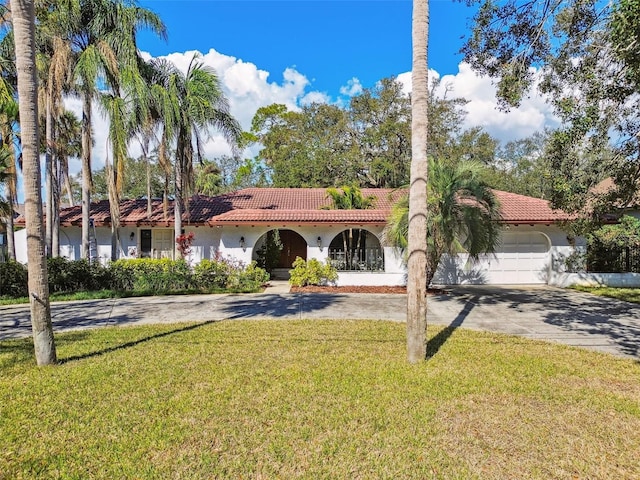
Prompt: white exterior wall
<box><xmin>12</xmin><ymin>222</ymin><xmax>580</xmax><ymax>287</ymax></box>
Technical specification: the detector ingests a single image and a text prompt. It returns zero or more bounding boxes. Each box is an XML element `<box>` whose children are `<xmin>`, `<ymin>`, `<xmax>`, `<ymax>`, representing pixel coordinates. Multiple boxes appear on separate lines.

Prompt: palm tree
<box><xmin>0</xmin><ymin>98</ymin><xmax>19</xmax><ymax>261</ymax></box>
<box><xmin>325</xmin><ymin>184</ymin><xmax>374</xmax><ymax>210</ymax></box>
<box><xmin>157</xmin><ymin>54</ymin><xmax>241</xmax><ymax>258</ymax></box>
<box><xmin>132</xmin><ymin>57</ymin><xmax>168</xmax><ymax>217</ymax></box>
<box><xmin>34</xmin><ymin>2</ymin><xmax>75</xmax><ymax>258</ymax></box>
<box><xmin>406</xmin><ymin>0</ymin><xmax>429</xmax><ymax>363</ymax></box>
<box><xmin>11</xmin><ymin>0</ymin><xmax>57</xmax><ymax>365</ymax></box>
<box><xmin>54</xmin><ymin>110</ymin><xmax>82</xmax><ymax>206</ymax></box>
<box><xmin>63</xmin><ymin>0</ymin><xmax>165</xmax><ymax>260</ymax></box>
<box><xmin>385</xmin><ymin>159</ymin><xmax>502</xmax><ymax>287</ymax></box>
<box><xmin>0</xmin><ymin>149</ymin><xmax>13</xmax><ymax>255</ymax></box>
<box><xmin>325</xmin><ymin>185</ymin><xmax>375</xmax><ymax>264</ymax></box>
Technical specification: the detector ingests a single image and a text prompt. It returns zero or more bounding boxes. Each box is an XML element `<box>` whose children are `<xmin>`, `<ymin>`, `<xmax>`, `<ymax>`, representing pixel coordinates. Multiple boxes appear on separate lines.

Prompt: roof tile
<box><xmin>25</xmin><ymin>188</ymin><xmax>573</xmax><ymax>227</ymax></box>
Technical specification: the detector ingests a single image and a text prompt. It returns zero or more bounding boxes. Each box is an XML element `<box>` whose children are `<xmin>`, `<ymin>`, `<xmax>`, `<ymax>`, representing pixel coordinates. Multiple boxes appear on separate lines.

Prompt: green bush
<box><xmin>195</xmin><ymin>256</ymin><xmax>269</xmax><ymax>291</ymax></box>
<box><xmin>47</xmin><ymin>258</ymin><xmax>112</xmax><ymax>293</ymax></box>
<box><xmin>194</xmin><ymin>258</ymin><xmax>233</xmax><ymax>289</ymax></box>
<box><xmin>289</xmin><ymin>257</ymin><xmax>338</xmax><ymax>287</ymax></box>
<box><xmin>587</xmin><ymin>215</ymin><xmax>640</xmax><ymax>272</ymax></box>
<box><xmin>0</xmin><ymin>261</ymin><xmax>28</xmax><ymax>298</ymax></box>
<box><xmin>110</xmin><ymin>258</ymin><xmax>194</xmax><ymax>292</ymax></box>
<box><xmin>0</xmin><ymin>255</ymin><xmax>269</xmax><ymax>299</ymax></box>
<box><xmin>230</xmin><ymin>261</ymin><xmax>270</xmax><ymax>291</ymax></box>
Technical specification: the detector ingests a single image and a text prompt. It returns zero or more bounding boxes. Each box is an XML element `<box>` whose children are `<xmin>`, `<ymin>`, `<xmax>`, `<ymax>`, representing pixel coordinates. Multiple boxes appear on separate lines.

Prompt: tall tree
<box><xmin>34</xmin><ymin>0</ymin><xmax>75</xmax><ymax>258</ymax></box>
<box><xmin>349</xmin><ymin>77</ymin><xmax>412</xmax><ymax>187</ymax></box>
<box><xmin>406</xmin><ymin>0</ymin><xmax>429</xmax><ymax>363</ymax></box>
<box><xmin>63</xmin><ymin>0</ymin><xmax>165</xmax><ymax>260</ymax></box>
<box><xmin>0</xmin><ymin>98</ymin><xmax>18</xmax><ymax>261</ymax></box>
<box><xmin>251</xmin><ymin>79</ymin><xmax>496</xmax><ymax>191</ymax></box>
<box><xmin>91</xmin><ymin>155</ymin><xmax>164</xmax><ymax>200</ymax></box>
<box><xmin>11</xmin><ymin>0</ymin><xmax>56</xmax><ymax>365</ymax></box>
<box><xmin>153</xmin><ymin>54</ymin><xmax>241</xmax><ymax>257</ymax></box>
<box><xmin>54</xmin><ymin>109</ymin><xmax>82</xmax><ymax>207</ymax></box>
<box><xmin>462</xmin><ymin>0</ymin><xmax>640</xmax><ymax>215</ymax></box>
<box><xmin>252</xmin><ymin>102</ymin><xmax>359</xmax><ymax>187</ymax></box>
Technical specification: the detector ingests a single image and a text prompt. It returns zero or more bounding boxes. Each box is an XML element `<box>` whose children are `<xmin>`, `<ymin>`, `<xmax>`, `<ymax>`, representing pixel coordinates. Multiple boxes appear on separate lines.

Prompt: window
<box><xmin>328</xmin><ymin>229</ymin><xmax>384</xmax><ymax>271</ymax></box>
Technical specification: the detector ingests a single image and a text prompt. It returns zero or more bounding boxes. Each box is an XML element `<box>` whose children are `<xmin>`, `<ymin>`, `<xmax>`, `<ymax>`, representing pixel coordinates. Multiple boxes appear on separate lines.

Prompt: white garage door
<box><xmin>488</xmin><ymin>231</ymin><xmax>550</xmax><ymax>284</ymax></box>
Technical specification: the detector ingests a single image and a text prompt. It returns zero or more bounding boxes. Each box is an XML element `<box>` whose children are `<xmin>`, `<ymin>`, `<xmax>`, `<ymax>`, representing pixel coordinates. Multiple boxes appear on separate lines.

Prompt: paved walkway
<box><xmin>1</xmin><ymin>285</ymin><xmax>639</xmax><ymax>360</ymax></box>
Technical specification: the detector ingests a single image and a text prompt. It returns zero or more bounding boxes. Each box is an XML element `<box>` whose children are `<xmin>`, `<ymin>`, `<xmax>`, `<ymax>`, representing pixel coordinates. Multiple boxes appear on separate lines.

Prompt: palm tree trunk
<box><xmin>406</xmin><ymin>0</ymin><xmax>429</xmax><ymax>363</ymax></box>
<box><xmin>81</xmin><ymin>93</ymin><xmax>92</xmax><ymax>260</ymax></box>
<box><xmin>12</xmin><ymin>0</ymin><xmax>57</xmax><ymax>365</ymax></box>
<box><xmin>45</xmin><ymin>96</ymin><xmax>53</xmax><ymax>257</ymax></box>
<box><xmin>106</xmin><ymin>160</ymin><xmax>121</xmax><ymax>261</ymax></box>
<box><xmin>63</xmin><ymin>168</ymin><xmax>74</xmax><ymax>206</ymax></box>
<box><xmin>52</xmin><ymin>146</ymin><xmax>60</xmax><ymax>257</ymax></box>
<box><xmin>6</xmin><ymin>196</ymin><xmax>15</xmax><ymax>261</ymax></box>
<box><xmin>174</xmin><ymin>160</ymin><xmax>183</xmax><ymax>259</ymax></box>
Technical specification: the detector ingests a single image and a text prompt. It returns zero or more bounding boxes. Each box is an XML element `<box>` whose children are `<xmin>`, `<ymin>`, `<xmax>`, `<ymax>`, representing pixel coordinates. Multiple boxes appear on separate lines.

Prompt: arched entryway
<box><xmin>255</xmin><ymin>229</ymin><xmax>307</xmax><ymax>278</ymax></box>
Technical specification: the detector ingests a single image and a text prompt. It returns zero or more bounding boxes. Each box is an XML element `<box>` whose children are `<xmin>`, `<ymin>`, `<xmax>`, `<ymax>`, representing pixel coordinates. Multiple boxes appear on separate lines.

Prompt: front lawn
<box><xmin>1</xmin><ymin>320</ymin><xmax>638</xmax><ymax>479</ymax></box>
<box><xmin>571</xmin><ymin>285</ymin><xmax>640</xmax><ymax>304</ymax></box>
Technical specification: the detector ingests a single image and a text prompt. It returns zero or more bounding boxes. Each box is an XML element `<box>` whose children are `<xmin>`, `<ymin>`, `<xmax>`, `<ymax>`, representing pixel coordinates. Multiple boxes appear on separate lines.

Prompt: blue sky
<box><xmin>62</xmin><ymin>0</ymin><xmax>558</xmax><ymax>182</ymax></box>
<box><xmin>137</xmin><ymin>0</ymin><xmax>473</xmax><ymax>98</ymax></box>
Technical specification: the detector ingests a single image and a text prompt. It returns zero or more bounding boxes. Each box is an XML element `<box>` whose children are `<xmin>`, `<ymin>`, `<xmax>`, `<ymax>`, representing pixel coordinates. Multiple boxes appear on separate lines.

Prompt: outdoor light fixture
<box><xmin>317</xmin><ymin>236</ymin><xmax>322</xmax><ymax>248</ymax></box>
<box><xmin>129</xmin><ymin>232</ymin><xmax>135</xmax><ymax>241</ymax></box>
<box><xmin>240</xmin><ymin>236</ymin><xmax>246</xmax><ymax>248</ymax></box>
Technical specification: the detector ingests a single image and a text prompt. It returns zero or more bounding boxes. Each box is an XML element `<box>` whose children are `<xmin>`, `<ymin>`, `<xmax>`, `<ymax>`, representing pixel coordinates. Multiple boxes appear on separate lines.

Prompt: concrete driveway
<box><xmin>1</xmin><ymin>286</ymin><xmax>639</xmax><ymax>360</ymax></box>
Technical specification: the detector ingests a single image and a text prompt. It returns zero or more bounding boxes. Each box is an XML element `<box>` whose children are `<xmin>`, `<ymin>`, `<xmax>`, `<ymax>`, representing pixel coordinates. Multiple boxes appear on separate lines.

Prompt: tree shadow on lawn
<box><xmin>58</xmin><ymin>321</ymin><xmax>217</xmax><ymax>364</ymax></box>
<box><xmin>427</xmin><ymin>296</ymin><xmax>478</xmax><ymax>358</ymax></box>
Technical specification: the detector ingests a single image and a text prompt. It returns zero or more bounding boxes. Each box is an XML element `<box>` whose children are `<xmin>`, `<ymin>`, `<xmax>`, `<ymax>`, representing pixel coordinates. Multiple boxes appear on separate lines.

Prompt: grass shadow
<box><xmin>427</xmin><ymin>296</ymin><xmax>477</xmax><ymax>358</ymax></box>
<box><xmin>58</xmin><ymin>320</ymin><xmax>217</xmax><ymax>364</ymax></box>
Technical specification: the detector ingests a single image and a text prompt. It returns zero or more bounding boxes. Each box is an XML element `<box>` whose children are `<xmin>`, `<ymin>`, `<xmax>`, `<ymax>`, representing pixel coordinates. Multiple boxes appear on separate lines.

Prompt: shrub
<box><xmin>0</xmin><ymin>261</ymin><xmax>28</xmax><ymax>298</ymax></box>
<box><xmin>110</xmin><ymin>258</ymin><xmax>194</xmax><ymax>292</ymax></box>
<box><xmin>194</xmin><ymin>257</ymin><xmax>233</xmax><ymax>289</ymax></box>
<box><xmin>230</xmin><ymin>261</ymin><xmax>270</xmax><ymax>291</ymax></box>
<box><xmin>176</xmin><ymin>232</ymin><xmax>195</xmax><ymax>259</ymax></box>
<box><xmin>47</xmin><ymin>258</ymin><xmax>112</xmax><ymax>293</ymax></box>
<box><xmin>195</xmin><ymin>255</ymin><xmax>269</xmax><ymax>292</ymax></box>
<box><xmin>255</xmin><ymin>230</ymin><xmax>283</xmax><ymax>273</ymax></box>
<box><xmin>587</xmin><ymin>215</ymin><xmax>640</xmax><ymax>272</ymax></box>
<box><xmin>289</xmin><ymin>257</ymin><xmax>338</xmax><ymax>287</ymax></box>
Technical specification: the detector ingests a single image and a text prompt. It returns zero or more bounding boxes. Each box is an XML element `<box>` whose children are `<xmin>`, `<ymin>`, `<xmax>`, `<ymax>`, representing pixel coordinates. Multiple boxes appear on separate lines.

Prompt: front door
<box><xmin>278</xmin><ymin>229</ymin><xmax>307</xmax><ymax>268</ymax></box>
<box><xmin>153</xmin><ymin>229</ymin><xmax>174</xmax><ymax>259</ymax></box>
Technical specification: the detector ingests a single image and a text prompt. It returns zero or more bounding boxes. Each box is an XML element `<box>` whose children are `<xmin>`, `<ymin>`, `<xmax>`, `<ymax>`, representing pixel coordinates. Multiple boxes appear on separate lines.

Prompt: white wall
<box><xmin>13</xmin><ymin>222</ymin><xmax>581</xmax><ymax>287</ymax></box>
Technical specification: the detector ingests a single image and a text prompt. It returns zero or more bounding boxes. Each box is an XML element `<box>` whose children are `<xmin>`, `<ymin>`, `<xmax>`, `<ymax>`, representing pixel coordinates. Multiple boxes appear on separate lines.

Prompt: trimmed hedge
<box><xmin>0</xmin><ymin>257</ymin><xmax>269</xmax><ymax>299</ymax></box>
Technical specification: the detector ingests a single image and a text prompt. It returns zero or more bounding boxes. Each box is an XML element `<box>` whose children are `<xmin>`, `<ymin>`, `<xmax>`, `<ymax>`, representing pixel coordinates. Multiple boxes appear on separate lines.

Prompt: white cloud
<box><xmin>339</xmin><ymin>77</ymin><xmax>363</xmax><ymax>97</ymax></box>
<box><xmin>300</xmin><ymin>91</ymin><xmax>331</xmax><ymax>105</ymax></box>
<box><xmin>63</xmin><ymin>53</ymin><xmax>560</xmax><ymax>180</ymax></box>
<box><xmin>62</xmin><ymin>48</ymin><xmax>325</xmax><ymax>176</ymax></box>
<box><xmin>398</xmin><ymin>63</ymin><xmax>559</xmax><ymax>144</ymax></box>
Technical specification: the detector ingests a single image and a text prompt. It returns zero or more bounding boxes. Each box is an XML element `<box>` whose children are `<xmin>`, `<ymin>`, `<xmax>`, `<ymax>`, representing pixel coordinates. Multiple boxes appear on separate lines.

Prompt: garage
<box><xmin>486</xmin><ymin>231</ymin><xmax>550</xmax><ymax>284</ymax></box>
<box><xmin>433</xmin><ymin>230</ymin><xmax>552</xmax><ymax>286</ymax></box>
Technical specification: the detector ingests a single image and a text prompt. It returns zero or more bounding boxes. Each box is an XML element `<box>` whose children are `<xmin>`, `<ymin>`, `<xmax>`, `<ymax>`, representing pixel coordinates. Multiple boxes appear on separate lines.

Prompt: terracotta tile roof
<box><xmin>492</xmin><ymin>190</ymin><xmax>575</xmax><ymax>223</ymax></box>
<box><xmin>21</xmin><ymin>187</ymin><xmax>573</xmax><ymax>227</ymax></box>
<box><xmin>206</xmin><ymin>188</ymin><xmax>402</xmax><ymax>225</ymax></box>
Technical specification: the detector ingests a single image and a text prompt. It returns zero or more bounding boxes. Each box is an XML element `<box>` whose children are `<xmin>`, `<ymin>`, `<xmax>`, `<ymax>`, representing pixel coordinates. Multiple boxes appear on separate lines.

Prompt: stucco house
<box><xmin>13</xmin><ymin>187</ymin><xmax>578</xmax><ymax>286</ymax></box>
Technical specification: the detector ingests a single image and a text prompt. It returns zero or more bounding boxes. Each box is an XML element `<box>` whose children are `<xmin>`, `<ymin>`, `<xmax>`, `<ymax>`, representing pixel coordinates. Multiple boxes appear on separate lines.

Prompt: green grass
<box><xmin>571</xmin><ymin>285</ymin><xmax>640</xmax><ymax>304</ymax></box>
<box><xmin>1</xmin><ymin>320</ymin><xmax>639</xmax><ymax>479</ymax></box>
